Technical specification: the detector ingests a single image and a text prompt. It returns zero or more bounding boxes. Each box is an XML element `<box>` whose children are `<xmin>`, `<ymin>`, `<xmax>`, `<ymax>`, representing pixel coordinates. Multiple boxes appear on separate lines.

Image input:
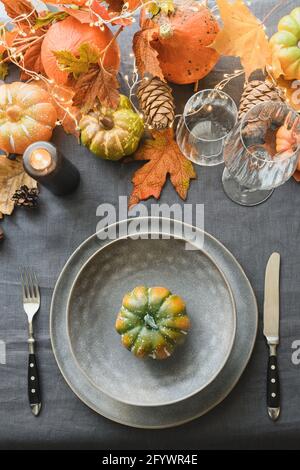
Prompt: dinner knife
<box><xmin>263</xmin><ymin>252</ymin><xmax>281</xmax><ymax>421</ymax></box>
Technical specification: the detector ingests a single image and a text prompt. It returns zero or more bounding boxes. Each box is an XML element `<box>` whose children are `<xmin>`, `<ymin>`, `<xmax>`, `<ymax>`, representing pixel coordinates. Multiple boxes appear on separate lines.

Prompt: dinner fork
<box><xmin>20</xmin><ymin>268</ymin><xmax>41</xmax><ymax>416</ymax></box>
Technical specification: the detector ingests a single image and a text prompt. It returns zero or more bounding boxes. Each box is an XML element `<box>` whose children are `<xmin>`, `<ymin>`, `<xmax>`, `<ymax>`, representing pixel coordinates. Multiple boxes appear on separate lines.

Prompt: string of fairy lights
<box><xmin>0</xmin><ymin>0</ymin><xmax>159</xmax><ymax>130</ymax></box>
<box><xmin>0</xmin><ymin>6</ymin><xmax>77</xmax><ymax>128</ymax></box>
<box><xmin>0</xmin><ymin>0</ymin><xmax>295</xmax><ymax>131</ymax></box>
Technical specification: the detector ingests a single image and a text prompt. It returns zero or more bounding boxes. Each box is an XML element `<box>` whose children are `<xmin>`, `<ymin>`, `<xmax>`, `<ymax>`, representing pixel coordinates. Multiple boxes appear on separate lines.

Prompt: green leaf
<box><xmin>34</xmin><ymin>11</ymin><xmax>68</xmax><ymax>29</ymax></box>
<box><xmin>53</xmin><ymin>42</ymin><xmax>101</xmax><ymax>78</ymax></box>
<box><xmin>0</xmin><ymin>54</ymin><xmax>8</xmax><ymax>80</ymax></box>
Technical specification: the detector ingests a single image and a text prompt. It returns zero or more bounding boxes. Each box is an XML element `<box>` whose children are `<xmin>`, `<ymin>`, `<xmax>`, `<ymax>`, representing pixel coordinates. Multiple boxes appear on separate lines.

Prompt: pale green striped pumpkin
<box><xmin>79</xmin><ymin>95</ymin><xmax>144</xmax><ymax>160</ymax></box>
<box><xmin>116</xmin><ymin>286</ymin><xmax>191</xmax><ymax>360</ymax></box>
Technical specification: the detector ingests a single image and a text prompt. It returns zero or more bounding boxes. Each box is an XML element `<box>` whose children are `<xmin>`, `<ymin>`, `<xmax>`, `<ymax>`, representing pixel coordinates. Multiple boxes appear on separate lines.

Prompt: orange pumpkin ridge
<box><xmin>6</xmin><ymin>105</ymin><xmax>22</xmax><ymax>122</ymax></box>
<box><xmin>0</xmin><ymin>82</ymin><xmax>57</xmax><ymax>155</ymax></box>
<box><xmin>143</xmin><ymin>0</ymin><xmax>220</xmax><ymax>85</ymax></box>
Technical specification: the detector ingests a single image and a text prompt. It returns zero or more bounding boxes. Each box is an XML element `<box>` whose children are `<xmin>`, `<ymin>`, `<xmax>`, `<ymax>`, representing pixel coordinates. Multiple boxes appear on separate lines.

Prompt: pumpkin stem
<box><xmin>159</xmin><ymin>21</ymin><xmax>173</xmax><ymax>39</ymax></box>
<box><xmin>100</xmin><ymin>116</ymin><xmax>114</xmax><ymax>130</ymax></box>
<box><xmin>144</xmin><ymin>313</ymin><xmax>159</xmax><ymax>330</ymax></box>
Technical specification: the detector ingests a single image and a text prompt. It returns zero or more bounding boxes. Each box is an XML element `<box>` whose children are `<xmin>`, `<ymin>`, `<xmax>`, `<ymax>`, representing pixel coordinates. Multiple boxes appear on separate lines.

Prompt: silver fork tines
<box><xmin>20</xmin><ymin>267</ymin><xmax>40</xmax><ymax>322</ymax></box>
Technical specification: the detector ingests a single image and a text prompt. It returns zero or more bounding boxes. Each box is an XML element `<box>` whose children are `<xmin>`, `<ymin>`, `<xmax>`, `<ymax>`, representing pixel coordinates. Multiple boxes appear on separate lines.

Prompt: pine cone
<box><xmin>12</xmin><ymin>185</ymin><xmax>39</xmax><ymax>208</ymax></box>
<box><xmin>137</xmin><ymin>77</ymin><xmax>175</xmax><ymax>130</ymax></box>
<box><xmin>239</xmin><ymin>79</ymin><xmax>284</xmax><ymax>120</ymax></box>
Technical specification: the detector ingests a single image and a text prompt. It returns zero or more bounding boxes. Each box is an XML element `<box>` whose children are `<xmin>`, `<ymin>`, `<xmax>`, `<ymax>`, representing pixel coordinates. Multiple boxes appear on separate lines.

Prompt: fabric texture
<box><xmin>0</xmin><ymin>0</ymin><xmax>300</xmax><ymax>450</ymax></box>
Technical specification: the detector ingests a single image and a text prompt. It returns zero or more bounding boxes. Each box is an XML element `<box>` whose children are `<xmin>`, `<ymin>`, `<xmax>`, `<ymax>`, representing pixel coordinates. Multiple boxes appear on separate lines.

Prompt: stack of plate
<box><xmin>50</xmin><ymin>218</ymin><xmax>258</xmax><ymax>428</ymax></box>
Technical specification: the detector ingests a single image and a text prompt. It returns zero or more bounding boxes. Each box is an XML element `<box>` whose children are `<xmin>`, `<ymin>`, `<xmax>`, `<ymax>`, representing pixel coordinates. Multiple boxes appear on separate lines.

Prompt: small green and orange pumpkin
<box><xmin>270</xmin><ymin>7</ymin><xmax>300</xmax><ymax>81</ymax></box>
<box><xmin>115</xmin><ymin>286</ymin><xmax>191</xmax><ymax>360</ymax></box>
<box><xmin>79</xmin><ymin>95</ymin><xmax>144</xmax><ymax>160</ymax></box>
<box><xmin>0</xmin><ymin>82</ymin><xmax>57</xmax><ymax>155</ymax></box>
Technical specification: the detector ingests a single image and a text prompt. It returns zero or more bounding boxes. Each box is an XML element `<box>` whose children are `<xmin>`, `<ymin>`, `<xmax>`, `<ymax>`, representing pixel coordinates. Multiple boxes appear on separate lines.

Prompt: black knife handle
<box><xmin>267</xmin><ymin>353</ymin><xmax>280</xmax><ymax>420</ymax></box>
<box><xmin>28</xmin><ymin>353</ymin><xmax>41</xmax><ymax>416</ymax></box>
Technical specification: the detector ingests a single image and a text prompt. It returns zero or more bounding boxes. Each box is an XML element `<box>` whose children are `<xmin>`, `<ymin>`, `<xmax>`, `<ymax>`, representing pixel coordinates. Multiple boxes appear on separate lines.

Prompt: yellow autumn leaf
<box><xmin>53</xmin><ymin>42</ymin><xmax>100</xmax><ymax>79</ymax></box>
<box><xmin>0</xmin><ymin>156</ymin><xmax>38</xmax><ymax>218</ymax></box>
<box><xmin>211</xmin><ymin>0</ymin><xmax>271</xmax><ymax>79</ymax></box>
<box><xmin>147</xmin><ymin>0</ymin><xmax>175</xmax><ymax>16</ymax></box>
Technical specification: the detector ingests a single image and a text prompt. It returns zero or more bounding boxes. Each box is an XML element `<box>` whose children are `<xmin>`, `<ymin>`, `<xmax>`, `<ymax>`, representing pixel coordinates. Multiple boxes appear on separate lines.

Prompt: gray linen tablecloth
<box><xmin>0</xmin><ymin>0</ymin><xmax>300</xmax><ymax>449</ymax></box>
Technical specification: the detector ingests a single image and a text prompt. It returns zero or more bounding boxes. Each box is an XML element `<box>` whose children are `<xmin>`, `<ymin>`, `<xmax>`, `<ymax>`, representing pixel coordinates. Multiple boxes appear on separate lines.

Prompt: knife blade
<box><xmin>263</xmin><ymin>252</ymin><xmax>281</xmax><ymax>421</ymax></box>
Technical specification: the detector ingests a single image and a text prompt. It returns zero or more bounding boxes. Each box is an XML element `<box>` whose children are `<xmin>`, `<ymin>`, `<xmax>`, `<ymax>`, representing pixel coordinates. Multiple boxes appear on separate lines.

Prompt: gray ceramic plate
<box><xmin>50</xmin><ymin>218</ymin><xmax>258</xmax><ymax>428</ymax></box>
<box><xmin>67</xmin><ymin>236</ymin><xmax>236</xmax><ymax>407</ymax></box>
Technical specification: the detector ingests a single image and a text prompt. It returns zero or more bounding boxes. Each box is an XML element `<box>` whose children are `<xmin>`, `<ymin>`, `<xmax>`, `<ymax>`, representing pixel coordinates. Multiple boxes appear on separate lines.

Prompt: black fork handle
<box><xmin>28</xmin><ymin>352</ymin><xmax>41</xmax><ymax>416</ymax></box>
<box><xmin>28</xmin><ymin>324</ymin><xmax>41</xmax><ymax>416</ymax></box>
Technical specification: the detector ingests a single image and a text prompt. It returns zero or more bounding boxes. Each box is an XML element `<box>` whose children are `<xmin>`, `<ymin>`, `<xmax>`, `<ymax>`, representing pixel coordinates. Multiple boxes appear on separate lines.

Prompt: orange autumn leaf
<box><xmin>211</xmin><ymin>0</ymin><xmax>271</xmax><ymax>79</ymax></box>
<box><xmin>60</xmin><ymin>7</ymin><xmax>92</xmax><ymax>24</ymax></box>
<box><xmin>129</xmin><ymin>128</ymin><xmax>196</xmax><ymax>208</ymax></box>
<box><xmin>62</xmin><ymin>0</ymin><xmax>141</xmax><ymax>26</ymax></box>
<box><xmin>20</xmin><ymin>37</ymin><xmax>45</xmax><ymax>80</ymax></box>
<box><xmin>73</xmin><ymin>63</ymin><xmax>119</xmax><ymax>112</ymax></box>
<box><xmin>61</xmin><ymin>1</ymin><xmax>111</xmax><ymax>24</ymax></box>
<box><xmin>106</xmin><ymin>0</ymin><xmax>142</xmax><ymax>13</ymax></box>
<box><xmin>35</xmin><ymin>80</ymin><xmax>80</xmax><ymax>137</ymax></box>
<box><xmin>2</xmin><ymin>0</ymin><xmax>37</xmax><ymax>24</ymax></box>
<box><xmin>106</xmin><ymin>0</ymin><xmax>125</xmax><ymax>11</ymax></box>
<box><xmin>49</xmin><ymin>84</ymin><xmax>80</xmax><ymax>137</ymax></box>
<box><xmin>46</xmin><ymin>0</ymin><xmax>86</xmax><ymax>5</ymax></box>
<box><xmin>105</xmin><ymin>0</ymin><xmax>141</xmax><ymax>25</ymax></box>
<box><xmin>56</xmin><ymin>104</ymin><xmax>81</xmax><ymax>137</ymax></box>
<box><xmin>127</xmin><ymin>0</ymin><xmax>142</xmax><ymax>10</ymax></box>
<box><xmin>133</xmin><ymin>23</ymin><xmax>164</xmax><ymax>81</ymax></box>
<box><xmin>0</xmin><ymin>28</ymin><xmax>18</xmax><ymax>55</ymax></box>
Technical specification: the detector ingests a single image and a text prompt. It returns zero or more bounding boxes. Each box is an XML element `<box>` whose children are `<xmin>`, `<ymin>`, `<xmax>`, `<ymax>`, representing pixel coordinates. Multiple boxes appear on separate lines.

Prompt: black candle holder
<box><xmin>23</xmin><ymin>142</ymin><xmax>80</xmax><ymax>196</ymax></box>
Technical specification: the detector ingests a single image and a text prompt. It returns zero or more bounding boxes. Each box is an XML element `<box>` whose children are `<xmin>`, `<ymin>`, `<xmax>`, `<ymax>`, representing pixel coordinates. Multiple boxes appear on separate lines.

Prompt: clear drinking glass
<box><xmin>176</xmin><ymin>89</ymin><xmax>238</xmax><ymax>166</ymax></box>
<box><xmin>222</xmin><ymin>101</ymin><xmax>300</xmax><ymax>206</ymax></box>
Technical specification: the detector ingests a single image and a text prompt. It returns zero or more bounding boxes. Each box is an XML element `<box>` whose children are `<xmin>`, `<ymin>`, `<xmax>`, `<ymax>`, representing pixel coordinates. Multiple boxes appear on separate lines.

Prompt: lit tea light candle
<box><xmin>29</xmin><ymin>148</ymin><xmax>52</xmax><ymax>172</ymax></box>
<box><xmin>23</xmin><ymin>142</ymin><xmax>80</xmax><ymax>196</ymax></box>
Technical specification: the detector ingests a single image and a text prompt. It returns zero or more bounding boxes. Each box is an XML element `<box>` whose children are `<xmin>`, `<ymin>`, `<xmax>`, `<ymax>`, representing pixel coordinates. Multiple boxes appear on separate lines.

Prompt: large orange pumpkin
<box><xmin>142</xmin><ymin>0</ymin><xmax>220</xmax><ymax>85</ymax></box>
<box><xmin>41</xmin><ymin>16</ymin><xmax>120</xmax><ymax>85</ymax></box>
<box><xmin>0</xmin><ymin>82</ymin><xmax>57</xmax><ymax>154</ymax></box>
